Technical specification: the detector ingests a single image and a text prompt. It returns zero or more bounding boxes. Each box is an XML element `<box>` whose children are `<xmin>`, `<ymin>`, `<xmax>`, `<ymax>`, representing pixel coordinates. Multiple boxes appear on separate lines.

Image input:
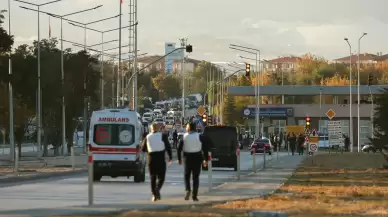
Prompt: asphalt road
<box><xmin>0</xmin><ymin>152</ymin><xmax>288</xmax><ymax>212</ymax></box>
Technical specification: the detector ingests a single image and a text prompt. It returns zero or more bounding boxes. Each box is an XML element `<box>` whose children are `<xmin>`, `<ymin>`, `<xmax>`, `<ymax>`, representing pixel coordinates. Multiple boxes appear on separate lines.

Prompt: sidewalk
<box><xmin>6</xmin><ymin>154</ymin><xmax>305</xmax><ymax>217</ymax></box>
<box><xmin>0</xmin><ymin>151</ymin><xmax>179</xmax><ymax>185</ymax></box>
<box><xmin>0</xmin><ymin>155</ymin><xmax>88</xmax><ymax>185</ymax></box>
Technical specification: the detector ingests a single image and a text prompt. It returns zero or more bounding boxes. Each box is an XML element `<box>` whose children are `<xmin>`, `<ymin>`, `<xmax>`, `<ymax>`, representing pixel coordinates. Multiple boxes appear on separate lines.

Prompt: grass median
<box><xmin>56</xmin><ymin>152</ymin><xmax>388</xmax><ymax>217</ymax></box>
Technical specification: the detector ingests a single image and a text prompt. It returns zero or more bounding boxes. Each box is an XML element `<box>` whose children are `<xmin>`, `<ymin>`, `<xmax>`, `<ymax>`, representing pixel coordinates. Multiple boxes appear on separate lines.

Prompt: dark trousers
<box><xmin>183</xmin><ymin>157</ymin><xmax>202</xmax><ymax>193</ymax></box>
<box><xmin>148</xmin><ymin>162</ymin><xmax>166</xmax><ymax>196</ymax></box>
<box><xmin>290</xmin><ymin>144</ymin><xmax>296</xmax><ymax>155</ymax></box>
<box><xmin>173</xmin><ymin>139</ymin><xmax>177</xmax><ymax>149</ymax></box>
<box><xmin>299</xmin><ymin>147</ymin><xmax>304</xmax><ymax>155</ymax></box>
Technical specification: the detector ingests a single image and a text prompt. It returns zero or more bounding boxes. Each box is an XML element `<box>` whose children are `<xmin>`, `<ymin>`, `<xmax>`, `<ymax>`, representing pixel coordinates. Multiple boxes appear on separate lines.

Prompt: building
<box><xmin>333</xmin><ymin>53</ymin><xmax>388</xmax><ymax>65</ymax></box>
<box><xmin>136</xmin><ymin>55</ymin><xmax>201</xmax><ymax>73</ymax></box>
<box><xmin>173</xmin><ymin>58</ymin><xmax>201</xmax><ymax>73</ymax></box>
<box><xmin>264</xmin><ymin>56</ymin><xmax>301</xmax><ymax>72</ymax></box>
<box><xmin>227</xmin><ymin>85</ymin><xmax>388</xmax><ymax>148</ymax></box>
<box><xmin>136</xmin><ymin>55</ymin><xmax>165</xmax><ymax>72</ymax></box>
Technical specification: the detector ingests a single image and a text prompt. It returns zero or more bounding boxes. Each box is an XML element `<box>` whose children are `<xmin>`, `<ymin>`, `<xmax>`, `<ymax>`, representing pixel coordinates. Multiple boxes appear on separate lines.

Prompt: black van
<box><xmin>202</xmin><ymin>126</ymin><xmax>238</xmax><ymax>171</ymax></box>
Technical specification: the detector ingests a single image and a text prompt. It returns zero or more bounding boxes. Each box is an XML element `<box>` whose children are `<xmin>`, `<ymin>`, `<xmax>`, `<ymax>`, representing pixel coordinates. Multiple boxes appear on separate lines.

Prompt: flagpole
<box><xmin>118</xmin><ymin>0</ymin><xmax>122</xmax><ymax>106</ymax></box>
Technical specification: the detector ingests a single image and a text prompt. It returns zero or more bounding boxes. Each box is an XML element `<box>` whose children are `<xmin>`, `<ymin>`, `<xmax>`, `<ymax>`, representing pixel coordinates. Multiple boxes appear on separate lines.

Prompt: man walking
<box><xmin>141</xmin><ymin>123</ymin><xmax>173</xmax><ymax>201</ymax></box>
<box><xmin>177</xmin><ymin>122</ymin><xmax>210</xmax><ymax>201</ymax></box>
<box><xmin>173</xmin><ymin>129</ymin><xmax>178</xmax><ymax>149</ymax></box>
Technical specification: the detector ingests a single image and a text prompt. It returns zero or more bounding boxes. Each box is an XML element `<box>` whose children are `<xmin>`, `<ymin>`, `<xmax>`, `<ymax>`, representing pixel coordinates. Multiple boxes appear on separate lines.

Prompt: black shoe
<box><xmin>152</xmin><ymin>195</ymin><xmax>158</xmax><ymax>202</ymax></box>
<box><xmin>184</xmin><ymin>191</ymin><xmax>191</xmax><ymax>200</ymax></box>
<box><xmin>156</xmin><ymin>191</ymin><xmax>161</xmax><ymax>200</ymax></box>
<box><xmin>192</xmin><ymin>189</ymin><xmax>199</xmax><ymax>201</ymax></box>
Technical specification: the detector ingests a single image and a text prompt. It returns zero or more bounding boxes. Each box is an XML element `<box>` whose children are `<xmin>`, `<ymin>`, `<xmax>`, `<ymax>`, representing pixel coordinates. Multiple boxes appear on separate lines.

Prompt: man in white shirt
<box><xmin>177</xmin><ymin>123</ymin><xmax>210</xmax><ymax>201</ymax></box>
<box><xmin>141</xmin><ymin>123</ymin><xmax>172</xmax><ymax>201</ymax></box>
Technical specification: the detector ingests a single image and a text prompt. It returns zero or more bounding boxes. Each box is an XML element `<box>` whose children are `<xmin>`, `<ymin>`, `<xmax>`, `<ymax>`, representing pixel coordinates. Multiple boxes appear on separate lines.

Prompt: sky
<box><xmin>1</xmin><ymin>0</ymin><xmax>388</xmax><ymax>64</ymax></box>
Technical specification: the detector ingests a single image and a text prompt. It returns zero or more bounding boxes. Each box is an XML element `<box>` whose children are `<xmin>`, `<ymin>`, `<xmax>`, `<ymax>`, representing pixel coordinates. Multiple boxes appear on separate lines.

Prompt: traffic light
<box><xmin>245</xmin><ymin>63</ymin><xmax>251</xmax><ymax>77</ymax></box>
<box><xmin>185</xmin><ymin>45</ymin><xmax>193</xmax><ymax>53</ymax></box>
<box><xmin>202</xmin><ymin>114</ymin><xmax>207</xmax><ymax>123</ymax></box>
<box><xmin>368</xmin><ymin>73</ymin><xmax>373</xmax><ymax>86</ymax></box>
<box><xmin>305</xmin><ymin>117</ymin><xmax>311</xmax><ymax>129</ymax></box>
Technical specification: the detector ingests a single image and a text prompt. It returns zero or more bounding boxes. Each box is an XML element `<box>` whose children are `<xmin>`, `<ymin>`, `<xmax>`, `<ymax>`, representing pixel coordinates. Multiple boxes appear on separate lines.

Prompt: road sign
<box><xmin>309</xmin><ymin>143</ymin><xmax>318</xmax><ymax>152</ymax></box>
<box><xmin>326</xmin><ymin>109</ymin><xmax>336</xmax><ymax>120</ymax></box>
<box><xmin>327</xmin><ymin>120</ymin><xmax>343</xmax><ymax>147</ymax></box>
<box><xmin>309</xmin><ymin>136</ymin><xmax>319</xmax><ymax>143</ymax></box>
<box><xmin>197</xmin><ymin>106</ymin><xmax>206</xmax><ymax>116</ymax></box>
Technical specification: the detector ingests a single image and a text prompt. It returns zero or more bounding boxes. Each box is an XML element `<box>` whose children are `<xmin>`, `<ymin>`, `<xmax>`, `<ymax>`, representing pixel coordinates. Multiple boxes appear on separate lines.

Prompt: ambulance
<box><xmin>88</xmin><ymin>108</ymin><xmax>146</xmax><ymax>182</ymax></box>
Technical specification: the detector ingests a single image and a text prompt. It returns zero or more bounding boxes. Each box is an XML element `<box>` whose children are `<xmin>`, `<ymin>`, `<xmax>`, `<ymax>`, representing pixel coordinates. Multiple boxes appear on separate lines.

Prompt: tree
<box><xmin>152</xmin><ymin>73</ymin><xmax>181</xmax><ymax>99</ymax></box>
<box><xmin>0</xmin><ymin>10</ymin><xmax>13</xmax><ymax>54</ymax></box>
<box><xmin>223</xmin><ymin>94</ymin><xmax>237</xmax><ymax>126</ymax></box>
<box><xmin>370</xmin><ymin>88</ymin><xmax>388</xmax><ymax>167</ymax></box>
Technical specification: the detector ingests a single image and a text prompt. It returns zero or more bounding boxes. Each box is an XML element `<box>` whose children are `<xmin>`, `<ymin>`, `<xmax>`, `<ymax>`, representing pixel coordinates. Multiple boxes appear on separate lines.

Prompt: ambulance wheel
<box><xmin>134</xmin><ymin>170</ymin><xmax>145</xmax><ymax>183</ymax></box>
<box><xmin>93</xmin><ymin>174</ymin><xmax>102</xmax><ymax>182</ymax></box>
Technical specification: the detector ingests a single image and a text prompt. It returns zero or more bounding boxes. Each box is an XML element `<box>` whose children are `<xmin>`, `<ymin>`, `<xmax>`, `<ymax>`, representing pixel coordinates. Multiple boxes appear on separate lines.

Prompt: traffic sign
<box><xmin>328</xmin><ymin>120</ymin><xmax>343</xmax><ymax>147</ymax></box>
<box><xmin>309</xmin><ymin>143</ymin><xmax>318</xmax><ymax>152</ymax></box>
<box><xmin>197</xmin><ymin>106</ymin><xmax>206</xmax><ymax>116</ymax></box>
<box><xmin>326</xmin><ymin>109</ymin><xmax>336</xmax><ymax>120</ymax></box>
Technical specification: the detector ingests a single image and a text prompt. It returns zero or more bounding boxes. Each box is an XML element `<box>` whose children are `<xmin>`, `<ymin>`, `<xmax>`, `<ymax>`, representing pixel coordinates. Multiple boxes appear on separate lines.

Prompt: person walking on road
<box><xmin>289</xmin><ymin>132</ymin><xmax>297</xmax><ymax>155</ymax></box>
<box><xmin>173</xmin><ymin>129</ymin><xmax>178</xmax><ymax>149</ymax></box>
<box><xmin>177</xmin><ymin>122</ymin><xmax>210</xmax><ymax>201</ymax></box>
<box><xmin>297</xmin><ymin>133</ymin><xmax>305</xmax><ymax>155</ymax></box>
<box><xmin>141</xmin><ymin>123</ymin><xmax>173</xmax><ymax>202</ymax></box>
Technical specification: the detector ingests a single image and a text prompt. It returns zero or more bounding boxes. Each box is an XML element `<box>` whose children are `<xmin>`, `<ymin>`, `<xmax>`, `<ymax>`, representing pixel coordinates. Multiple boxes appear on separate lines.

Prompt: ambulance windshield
<box><xmin>93</xmin><ymin>124</ymin><xmax>135</xmax><ymax>146</ymax></box>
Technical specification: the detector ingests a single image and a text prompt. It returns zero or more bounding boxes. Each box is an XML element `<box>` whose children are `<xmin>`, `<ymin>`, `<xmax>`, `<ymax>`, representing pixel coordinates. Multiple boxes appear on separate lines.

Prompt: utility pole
<box><xmin>7</xmin><ymin>0</ymin><xmax>15</xmax><ymax>162</ymax></box>
<box><xmin>179</xmin><ymin>38</ymin><xmax>187</xmax><ymax>120</ymax></box>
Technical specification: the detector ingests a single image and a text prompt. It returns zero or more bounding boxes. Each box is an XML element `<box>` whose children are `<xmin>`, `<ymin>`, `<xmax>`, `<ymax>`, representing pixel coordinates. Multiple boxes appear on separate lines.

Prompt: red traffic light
<box><xmin>306</xmin><ymin>117</ymin><xmax>310</xmax><ymax>121</ymax></box>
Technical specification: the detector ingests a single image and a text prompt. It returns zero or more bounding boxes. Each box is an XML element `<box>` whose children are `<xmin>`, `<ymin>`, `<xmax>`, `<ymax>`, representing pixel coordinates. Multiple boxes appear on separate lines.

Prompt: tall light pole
<box><xmin>344</xmin><ymin>38</ymin><xmax>353</xmax><ymax>152</ymax></box>
<box><xmin>357</xmin><ymin>32</ymin><xmax>367</xmax><ymax>152</ymax></box>
<box><xmin>21</xmin><ymin>5</ymin><xmax>103</xmax><ymax>156</ymax></box>
<box><xmin>67</xmin><ymin>15</ymin><xmax>120</xmax><ymax>152</ymax></box>
<box><xmin>7</xmin><ymin>0</ymin><xmax>15</xmax><ymax>162</ymax></box>
<box><xmin>16</xmin><ymin>0</ymin><xmax>63</xmax><ymax>154</ymax></box>
<box><xmin>97</xmin><ymin>43</ymin><xmax>132</xmax><ymax>106</ymax></box>
<box><xmin>179</xmin><ymin>37</ymin><xmax>188</xmax><ymax>122</ymax></box>
<box><xmin>68</xmin><ymin>22</ymin><xmax>134</xmax><ymax>108</ymax></box>
<box><xmin>132</xmin><ymin>0</ymin><xmax>139</xmax><ymax>112</ymax></box>
<box><xmin>229</xmin><ymin>45</ymin><xmax>260</xmax><ymax>137</ymax></box>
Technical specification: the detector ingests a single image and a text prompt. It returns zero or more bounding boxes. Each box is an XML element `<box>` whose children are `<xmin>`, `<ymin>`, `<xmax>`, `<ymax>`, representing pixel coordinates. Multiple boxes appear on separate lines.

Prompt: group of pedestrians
<box><xmin>141</xmin><ymin>122</ymin><xmax>210</xmax><ymax>202</ymax></box>
<box><xmin>286</xmin><ymin>132</ymin><xmax>307</xmax><ymax>155</ymax></box>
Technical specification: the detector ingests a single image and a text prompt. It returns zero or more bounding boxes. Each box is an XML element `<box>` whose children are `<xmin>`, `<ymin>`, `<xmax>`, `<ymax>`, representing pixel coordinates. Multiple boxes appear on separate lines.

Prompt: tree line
<box><xmin>0</xmin><ymin>11</ymin><xmax>101</xmax><ymax>155</ymax></box>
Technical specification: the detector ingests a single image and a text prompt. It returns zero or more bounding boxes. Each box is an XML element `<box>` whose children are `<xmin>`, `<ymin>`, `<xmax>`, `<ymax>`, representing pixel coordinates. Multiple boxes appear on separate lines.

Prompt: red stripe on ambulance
<box><xmin>89</xmin><ymin>146</ymin><xmax>137</xmax><ymax>153</ymax></box>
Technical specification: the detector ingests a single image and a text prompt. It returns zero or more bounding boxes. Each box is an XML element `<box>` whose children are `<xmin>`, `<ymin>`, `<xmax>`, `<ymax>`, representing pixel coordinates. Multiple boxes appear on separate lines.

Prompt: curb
<box><xmin>0</xmin><ymin>168</ymin><xmax>87</xmax><ymax>185</ymax></box>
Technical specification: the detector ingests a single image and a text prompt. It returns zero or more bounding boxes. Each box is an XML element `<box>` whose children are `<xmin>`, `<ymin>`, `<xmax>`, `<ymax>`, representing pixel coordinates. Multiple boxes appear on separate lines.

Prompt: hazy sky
<box><xmin>1</xmin><ymin>0</ymin><xmax>388</xmax><ymax>63</ymax></box>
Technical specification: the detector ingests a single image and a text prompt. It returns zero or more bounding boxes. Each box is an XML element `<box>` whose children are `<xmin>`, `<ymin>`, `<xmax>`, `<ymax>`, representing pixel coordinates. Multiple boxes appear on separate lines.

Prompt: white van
<box><xmin>88</xmin><ymin>108</ymin><xmax>146</xmax><ymax>182</ymax></box>
<box><xmin>142</xmin><ymin>112</ymin><xmax>152</xmax><ymax>122</ymax></box>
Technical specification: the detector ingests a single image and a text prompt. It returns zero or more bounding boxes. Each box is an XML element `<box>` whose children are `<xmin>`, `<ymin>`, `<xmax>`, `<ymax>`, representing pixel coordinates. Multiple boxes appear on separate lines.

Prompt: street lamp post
<box><xmin>7</xmin><ymin>0</ymin><xmax>15</xmax><ymax>162</ymax></box>
<box><xmin>16</xmin><ymin>0</ymin><xmax>63</xmax><ymax>154</ymax></box>
<box><xmin>23</xmin><ymin>5</ymin><xmax>103</xmax><ymax>156</ymax></box>
<box><xmin>179</xmin><ymin>38</ymin><xmax>188</xmax><ymax>122</ymax></box>
<box><xmin>229</xmin><ymin>45</ymin><xmax>260</xmax><ymax>137</ymax></box>
<box><xmin>68</xmin><ymin>22</ymin><xmax>135</xmax><ymax>108</ymax></box>
<box><xmin>344</xmin><ymin>38</ymin><xmax>353</xmax><ymax>152</ymax></box>
<box><xmin>357</xmin><ymin>33</ymin><xmax>367</xmax><ymax>153</ymax></box>
<box><xmin>67</xmin><ymin>15</ymin><xmax>121</xmax><ymax>152</ymax></box>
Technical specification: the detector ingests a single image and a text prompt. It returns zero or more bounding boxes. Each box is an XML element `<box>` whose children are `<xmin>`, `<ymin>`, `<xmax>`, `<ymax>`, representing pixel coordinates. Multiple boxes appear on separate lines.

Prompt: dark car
<box><xmin>250</xmin><ymin>138</ymin><xmax>272</xmax><ymax>155</ymax></box>
<box><xmin>203</xmin><ymin>126</ymin><xmax>238</xmax><ymax>171</ymax></box>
